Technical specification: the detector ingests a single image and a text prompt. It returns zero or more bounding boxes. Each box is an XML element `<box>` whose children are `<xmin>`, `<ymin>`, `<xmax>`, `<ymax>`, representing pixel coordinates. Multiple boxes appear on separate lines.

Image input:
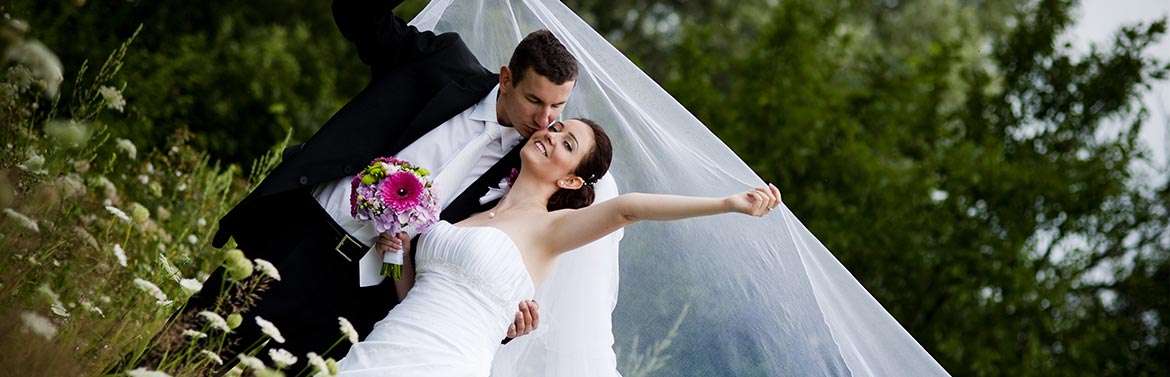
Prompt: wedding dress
<box><xmin>337</xmin><ymin>220</ymin><xmax>534</xmax><ymax>376</ymax></box>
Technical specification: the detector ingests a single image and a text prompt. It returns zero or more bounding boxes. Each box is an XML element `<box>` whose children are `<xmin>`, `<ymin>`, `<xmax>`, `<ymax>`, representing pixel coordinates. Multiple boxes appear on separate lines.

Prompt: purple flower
<box><xmin>381</xmin><ymin>171</ymin><xmax>424</xmax><ymax>212</ymax></box>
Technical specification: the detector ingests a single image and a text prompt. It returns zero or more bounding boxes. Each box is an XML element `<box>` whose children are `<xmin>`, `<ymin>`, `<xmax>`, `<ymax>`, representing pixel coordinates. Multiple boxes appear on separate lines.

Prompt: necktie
<box><xmin>432</xmin><ymin>124</ymin><xmax>504</xmax><ymax>209</ymax></box>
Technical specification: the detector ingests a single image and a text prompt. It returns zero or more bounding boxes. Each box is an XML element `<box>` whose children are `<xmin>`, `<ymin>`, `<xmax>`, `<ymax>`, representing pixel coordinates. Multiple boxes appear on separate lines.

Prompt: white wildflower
<box><xmin>50</xmin><ymin>302</ymin><xmax>70</xmax><ymax>318</ymax></box>
<box><xmin>4</xmin><ymin>208</ymin><xmax>39</xmax><ymax>232</ymax></box>
<box><xmin>255</xmin><ymin>316</ymin><xmax>285</xmax><ymax>343</ymax></box>
<box><xmin>126</xmin><ymin>367</ymin><xmax>172</xmax><ymax>377</ymax></box>
<box><xmin>254</xmin><ymin>259</ymin><xmax>281</xmax><ymax>281</ymax></box>
<box><xmin>200</xmin><ymin>350</ymin><xmax>223</xmax><ymax>365</ymax></box>
<box><xmin>80</xmin><ymin>299</ymin><xmax>104</xmax><ymax>316</ymax></box>
<box><xmin>99</xmin><ymin>295</ymin><xmax>111</xmax><ymax>304</ymax></box>
<box><xmin>224</xmin><ymin>366</ymin><xmax>244</xmax><ymax>377</ymax></box>
<box><xmin>338</xmin><ymin>317</ymin><xmax>359</xmax><ymax>344</ymax></box>
<box><xmin>182</xmin><ymin>329</ymin><xmax>208</xmax><ymax>339</ymax></box>
<box><xmin>197</xmin><ymin>217</ymin><xmax>206</xmax><ymax>227</ymax></box>
<box><xmin>106</xmin><ymin>205</ymin><xmax>131</xmax><ymax>223</ymax></box>
<box><xmin>179</xmin><ymin>278</ymin><xmax>202</xmax><ymax>294</ymax></box>
<box><xmin>187</xmin><ymin>234</ymin><xmax>198</xmax><ymax>244</ymax></box>
<box><xmin>36</xmin><ymin>284</ymin><xmax>61</xmax><ymax>306</ymax></box>
<box><xmin>930</xmin><ymin>189</ymin><xmax>949</xmax><ymax>203</ymax></box>
<box><xmin>115</xmin><ymin>138</ymin><xmax>137</xmax><ymax>160</ymax></box>
<box><xmin>44</xmin><ymin>120</ymin><xmax>92</xmax><ymax>148</ymax></box>
<box><xmin>98</xmin><ymin>85</ymin><xmax>125</xmax><ymax>112</ymax></box>
<box><xmin>306</xmin><ymin>352</ymin><xmax>330</xmax><ymax>376</ymax></box>
<box><xmin>137</xmin><ymin>174</ymin><xmax>149</xmax><ymax>184</ymax></box>
<box><xmin>94</xmin><ymin>176</ymin><xmax>117</xmax><ymax>198</ymax></box>
<box><xmin>177</xmin><ymin>182</ymin><xmax>187</xmax><ymax>191</ymax></box>
<box><xmin>237</xmin><ymin>355</ymin><xmax>267</xmax><ymax>370</ymax></box>
<box><xmin>113</xmin><ymin>244</ymin><xmax>128</xmax><ymax>267</ymax></box>
<box><xmin>20</xmin><ymin>311</ymin><xmax>57</xmax><ymax>340</ymax></box>
<box><xmin>197</xmin><ymin>311</ymin><xmax>230</xmax><ymax>332</ymax></box>
<box><xmin>132</xmin><ymin>278</ymin><xmax>168</xmax><ymax>304</ymax></box>
<box><xmin>16</xmin><ymin>152</ymin><xmax>46</xmax><ymax>174</ymax></box>
<box><xmin>5</xmin><ymin>40</ymin><xmax>64</xmax><ymax>98</ymax></box>
<box><xmin>56</xmin><ymin>174</ymin><xmax>86</xmax><ymax>198</ymax></box>
<box><xmin>268</xmin><ymin>348</ymin><xmax>298</xmax><ymax>368</ymax></box>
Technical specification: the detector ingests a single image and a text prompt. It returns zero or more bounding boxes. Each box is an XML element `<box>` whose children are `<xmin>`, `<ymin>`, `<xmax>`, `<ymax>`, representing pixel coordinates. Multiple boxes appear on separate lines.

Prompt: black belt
<box><xmin>309</xmin><ymin>197</ymin><xmax>370</xmax><ymax>263</ymax></box>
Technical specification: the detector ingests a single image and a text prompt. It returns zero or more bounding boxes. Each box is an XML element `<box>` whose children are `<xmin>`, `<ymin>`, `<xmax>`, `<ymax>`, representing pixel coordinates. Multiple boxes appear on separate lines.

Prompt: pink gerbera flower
<box><xmin>381</xmin><ymin>171</ymin><xmax>424</xmax><ymax>212</ymax></box>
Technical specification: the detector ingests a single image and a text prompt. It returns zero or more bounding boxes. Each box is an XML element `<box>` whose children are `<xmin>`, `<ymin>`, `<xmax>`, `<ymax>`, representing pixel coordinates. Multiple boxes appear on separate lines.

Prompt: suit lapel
<box><xmin>441</xmin><ymin>141</ymin><xmax>524</xmax><ymax>223</ymax></box>
<box><xmin>387</xmin><ymin>74</ymin><xmax>500</xmax><ymax>155</ymax></box>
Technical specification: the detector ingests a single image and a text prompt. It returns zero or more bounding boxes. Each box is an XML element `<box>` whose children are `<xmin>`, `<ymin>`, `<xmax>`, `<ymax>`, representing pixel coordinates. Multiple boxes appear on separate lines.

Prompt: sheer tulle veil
<box><xmin>411</xmin><ymin>1</ymin><xmax>949</xmax><ymax>375</ymax></box>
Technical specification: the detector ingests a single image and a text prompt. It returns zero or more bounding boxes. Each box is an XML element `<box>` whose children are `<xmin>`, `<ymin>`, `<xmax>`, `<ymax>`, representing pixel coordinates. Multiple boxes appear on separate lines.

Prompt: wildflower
<box><xmin>113</xmin><ymin>244</ymin><xmax>128</xmax><ymax>267</ymax></box>
<box><xmin>93</xmin><ymin>176</ymin><xmax>117</xmax><ymax>199</ymax></box>
<box><xmin>157</xmin><ymin>253</ymin><xmax>180</xmax><ymax>282</ymax></box>
<box><xmin>132</xmin><ymin>278</ymin><xmax>168</xmax><ymax>304</ymax></box>
<box><xmin>137</xmin><ymin>174</ymin><xmax>149</xmax><ymax>184</ymax></box>
<box><xmin>115</xmin><ymin>138</ymin><xmax>137</xmax><ymax>160</ymax></box>
<box><xmin>187</xmin><ymin>234</ymin><xmax>199</xmax><ymax>244</ymax></box>
<box><xmin>325</xmin><ymin>358</ymin><xmax>340</xmax><ymax>375</ymax></box>
<box><xmin>182</xmin><ymin>329</ymin><xmax>208</xmax><ymax>339</ymax></box>
<box><xmin>20</xmin><ymin>311</ymin><xmax>57</xmax><ymax>340</ymax></box>
<box><xmin>177</xmin><ymin>182</ymin><xmax>187</xmax><ymax>191</ymax></box>
<box><xmin>306</xmin><ymin>352</ymin><xmax>330</xmax><ymax>376</ymax></box>
<box><xmin>197</xmin><ymin>217</ymin><xmax>207</xmax><ymax>227</ymax></box>
<box><xmin>56</xmin><ymin>174</ymin><xmax>86</xmax><ymax>198</ymax></box>
<box><xmin>200</xmin><ymin>350</ymin><xmax>224</xmax><ymax>365</ymax></box>
<box><xmin>5</xmin><ymin>40</ymin><xmax>64</xmax><ymax>98</ymax></box>
<box><xmin>197</xmin><ymin>311</ymin><xmax>230</xmax><ymax>332</ymax></box>
<box><xmin>156</xmin><ymin>206</ymin><xmax>171</xmax><ymax>221</ymax></box>
<box><xmin>254</xmin><ymin>259</ymin><xmax>281</xmax><ymax>281</ymax></box>
<box><xmin>15</xmin><ymin>152</ymin><xmax>46</xmax><ymax>175</ymax></box>
<box><xmin>226</xmin><ymin>313</ymin><xmax>243</xmax><ymax>329</ymax></box>
<box><xmin>106</xmin><ymin>205</ymin><xmax>131</xmax><ymax>223</ymax></box>
<box><xmin>4</xmin><ymin>208</ymin><xmax>39</xmax><ymax>232</ymax></box>
<box><xmin>98</xmin><ymin>85</ymin><xmax>126</xmax><ymax>112</ymax></box>
<box><xmin>179</xmin><ymin>278</ymin><xmax>202</xmax><ymax>294</ymax></box>
<box><xmin>268</xmin><ymin>348</ymin><xmax>298</xmax><ymax>368</ymax></box>
<box><xmin>125</xmin><ymin>367</ymin><xmax>172</xmax><ymax>377</ymax></box>
<box><xmin>148</xmin><ymin>181</ymin><xmax>163</xmax><ymax>197</ymax></box>
<box><xmin>237</xmin><ymin>355</ymin><xmax>267</xmax><ymax>370</ymax></box>
<box><xmin>223</xmin><ymin>249</ymin><xmax>253</xmax><ymax>281</ymax></box>
<box><xmin>225</xmin><ymin>366</ymin><xmax>244</xmax><ymax>377</ymax></box>
<box><xmin>50</xmin><ymin>303</ymin><xmax>70</xmax><ymax>318</ymax></box>
<box><xmin>36</xmin><ymin>284</ymin><xmax>61</xmax><ymax>306</ymax></box>
<box><xmin>80</xmin><ymin>299</ymin><xmax>104</xmax><ymax>316</ymax></box>
<box><xmin>339</xmin><ymin>317</ymin><xmax>359</xmax><ymax>344</ymax></box>
<box><xmin>44</xmin><ymin>120</ymin><xmax>92</xmax><ymax>148</ymax></box>
<box><xmin>255</xmin><ymin>316</ymin><xmax>285</xmax><ymax>343</ymax></box>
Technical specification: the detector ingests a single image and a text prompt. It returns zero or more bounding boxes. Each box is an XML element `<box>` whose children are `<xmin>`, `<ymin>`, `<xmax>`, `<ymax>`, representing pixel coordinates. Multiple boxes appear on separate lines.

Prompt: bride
<box><xmin>343</xmin><ymin>0</ymin><xmax>949</xmax><ymax>376</ymax></box>
<box><xmin>337</xmin><ymin>118</ymin><xmax>782</xmax><ymax>376</ymax></box>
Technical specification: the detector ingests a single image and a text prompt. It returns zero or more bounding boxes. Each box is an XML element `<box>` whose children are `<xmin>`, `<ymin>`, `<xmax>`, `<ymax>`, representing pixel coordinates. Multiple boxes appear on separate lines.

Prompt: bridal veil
<box><xmin>410</xmin><ymin>0</ymin><xmax>950</xmax><ymax>375</ymax></box>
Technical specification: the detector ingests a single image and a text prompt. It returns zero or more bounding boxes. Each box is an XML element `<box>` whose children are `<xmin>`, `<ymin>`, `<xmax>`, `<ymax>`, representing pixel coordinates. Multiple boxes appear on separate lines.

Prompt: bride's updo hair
<box><xmin>547</xmin><ymin>118</ymin><xmax>612</xmax><ymax>211</ymax></box>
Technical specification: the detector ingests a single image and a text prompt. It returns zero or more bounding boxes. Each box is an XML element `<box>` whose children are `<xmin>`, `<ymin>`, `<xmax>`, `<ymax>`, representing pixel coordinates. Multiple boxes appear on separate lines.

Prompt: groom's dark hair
<box><xmin>509</xmin><ymin>29</ymin><xmax>578</xmax><ymax>85</ymax></box>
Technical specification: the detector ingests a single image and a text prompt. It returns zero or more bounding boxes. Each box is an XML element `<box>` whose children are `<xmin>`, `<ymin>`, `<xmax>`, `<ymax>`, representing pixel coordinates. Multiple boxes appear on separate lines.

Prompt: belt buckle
<box><xmin>334</xmin><ymin>234</ymin><xmax>362</xmax><ymax>262</ymax></box>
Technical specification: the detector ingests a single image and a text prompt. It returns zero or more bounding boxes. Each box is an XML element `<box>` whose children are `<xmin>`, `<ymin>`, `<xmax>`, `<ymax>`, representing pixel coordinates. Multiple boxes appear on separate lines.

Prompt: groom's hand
<box><xmin>506</xmin><ymin>300</ymin><xmax>540</xmax><ymax>339</ymax></box>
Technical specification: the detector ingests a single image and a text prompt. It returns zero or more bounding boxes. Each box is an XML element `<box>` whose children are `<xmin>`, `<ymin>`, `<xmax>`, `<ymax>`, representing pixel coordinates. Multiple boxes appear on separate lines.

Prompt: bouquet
<box><xmin>350</xmin><ymin>157</ymin><xmax>440</xmax><ymax>279</ymax></box>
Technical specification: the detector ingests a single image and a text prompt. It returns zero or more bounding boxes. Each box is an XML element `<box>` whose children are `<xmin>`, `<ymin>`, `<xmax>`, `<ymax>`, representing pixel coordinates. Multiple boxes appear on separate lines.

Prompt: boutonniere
<box><xmin>479</xmin><ymin>168</ymin><xmax>519</xmax><ymax>205</ymax></box>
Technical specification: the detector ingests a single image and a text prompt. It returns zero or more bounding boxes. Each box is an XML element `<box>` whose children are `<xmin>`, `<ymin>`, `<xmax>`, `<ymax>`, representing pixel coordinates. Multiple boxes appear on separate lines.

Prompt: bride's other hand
<box><xmin>506</xmin><ymin>300</ymin><xmax>540</xmax><ymax>339</ymax></box>
<box><xmin>726</xmin><ymin>183</ymin><xmax>782</xmax><ymax>217</ymax></box>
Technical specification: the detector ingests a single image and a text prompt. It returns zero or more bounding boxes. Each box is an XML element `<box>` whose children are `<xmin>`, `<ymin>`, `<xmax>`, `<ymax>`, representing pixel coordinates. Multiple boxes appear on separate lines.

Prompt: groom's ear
<box><xmin>557</xmin><ymin>176</ymin><xmax>584</xmax><ymax>190</ymax></box>
<box><xmin>499</xmin><ymin>66</ymin><xmax>512</xmax><ymax>91</ymax></box>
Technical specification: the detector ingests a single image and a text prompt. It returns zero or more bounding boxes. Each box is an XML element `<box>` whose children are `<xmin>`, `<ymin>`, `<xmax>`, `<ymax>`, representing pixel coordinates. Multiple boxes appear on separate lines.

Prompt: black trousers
<box><xmin>187</xmin><ymin>192</ymin><xmax>398</xmax><ymax>369</ymax></box>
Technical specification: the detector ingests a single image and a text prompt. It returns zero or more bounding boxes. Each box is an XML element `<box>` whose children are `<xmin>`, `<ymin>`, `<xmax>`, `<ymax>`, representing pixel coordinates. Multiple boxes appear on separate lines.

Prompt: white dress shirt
<box><xmin>312</xmin><ymin>85</ymin><xmax>523</xmax><ymax>286</ymax></box>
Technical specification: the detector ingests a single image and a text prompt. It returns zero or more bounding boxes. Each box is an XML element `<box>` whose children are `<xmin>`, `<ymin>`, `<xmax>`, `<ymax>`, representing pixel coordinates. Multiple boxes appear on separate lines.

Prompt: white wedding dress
<box><xmin>337</xmin><ymin>220</ymin><xmax>534</xmax><ymax>376</ymax></box>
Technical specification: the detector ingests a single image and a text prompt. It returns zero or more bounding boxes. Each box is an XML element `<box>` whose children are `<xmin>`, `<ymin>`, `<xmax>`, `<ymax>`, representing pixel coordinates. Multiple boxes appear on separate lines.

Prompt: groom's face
<box><xmin>498</xmin><ymin>66</ymin><xmax>575</xmax><ymax>138</ymax></box>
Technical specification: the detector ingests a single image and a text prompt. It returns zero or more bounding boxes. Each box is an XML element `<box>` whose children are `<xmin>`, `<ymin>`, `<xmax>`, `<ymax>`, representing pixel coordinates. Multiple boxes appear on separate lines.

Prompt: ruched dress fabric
<box><xmin>338</xmin><ymin>221</ymin><xmax>535</xmax><ymax>376</ymax></box>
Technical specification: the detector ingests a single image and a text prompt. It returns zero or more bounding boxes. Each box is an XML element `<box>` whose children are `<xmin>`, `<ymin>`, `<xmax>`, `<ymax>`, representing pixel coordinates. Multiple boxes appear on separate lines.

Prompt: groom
<box><xmin>197</xmin><ymin>0</ymin><xmax>581</xmax><ymax>364</ymax></box>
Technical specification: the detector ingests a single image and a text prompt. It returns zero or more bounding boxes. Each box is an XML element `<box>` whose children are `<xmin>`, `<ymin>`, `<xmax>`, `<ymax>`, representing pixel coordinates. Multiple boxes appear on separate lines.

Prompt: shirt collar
<box><xmin>470</xmin><ymin>84</ymin><xmax>522</xmax><ymax>151</ymax></box>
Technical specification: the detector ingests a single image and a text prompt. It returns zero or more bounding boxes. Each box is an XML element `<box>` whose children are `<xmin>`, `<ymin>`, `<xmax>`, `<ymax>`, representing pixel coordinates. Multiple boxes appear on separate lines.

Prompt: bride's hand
<box><xmin>376</xmin><ymin>231</ymin><xmax>412</xmax><ymax>259</ymax></box>
<box><xmin>726</xmin><ymin>183</ymin><xmax>782</xmax><ymax>217</ymax></box>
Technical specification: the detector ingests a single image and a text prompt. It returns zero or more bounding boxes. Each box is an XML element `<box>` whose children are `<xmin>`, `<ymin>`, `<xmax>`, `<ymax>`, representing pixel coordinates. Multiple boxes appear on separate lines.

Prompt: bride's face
<box><xmin>520</xmin><ymin>119</ymin><xmax>596</xmax><ymax>187</ymax></box>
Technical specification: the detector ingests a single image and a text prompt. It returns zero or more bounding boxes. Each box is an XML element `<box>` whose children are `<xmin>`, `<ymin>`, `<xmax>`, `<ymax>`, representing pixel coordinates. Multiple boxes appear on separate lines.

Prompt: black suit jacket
<box><xmin>214</xmin><ymin>0</ymin><xmax>519</xmax><ymax>251</ymax></box>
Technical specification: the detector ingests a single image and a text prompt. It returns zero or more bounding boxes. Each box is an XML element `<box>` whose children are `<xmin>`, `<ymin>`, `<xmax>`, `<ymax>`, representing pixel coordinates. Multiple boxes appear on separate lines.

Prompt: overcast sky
<box><xmin>1068</xmin><ymin>0</ymin><xmax>1170</xmax><ymax>178</ymax></box>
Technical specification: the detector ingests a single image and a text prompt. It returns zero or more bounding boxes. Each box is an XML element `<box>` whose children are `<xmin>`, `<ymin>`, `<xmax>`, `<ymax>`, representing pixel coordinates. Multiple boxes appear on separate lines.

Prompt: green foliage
<box><xmin>589</xmin><ymin>0</ymin><xmax>1168</xmax><ymax>375</ymax></box>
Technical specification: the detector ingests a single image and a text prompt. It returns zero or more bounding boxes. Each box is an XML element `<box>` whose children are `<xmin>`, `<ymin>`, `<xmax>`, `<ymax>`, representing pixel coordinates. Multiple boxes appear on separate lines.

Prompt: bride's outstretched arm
<box><xmin>543</xmin><ymin>184</ymin><xmax>781</xmax><ymax>254</ymax></box>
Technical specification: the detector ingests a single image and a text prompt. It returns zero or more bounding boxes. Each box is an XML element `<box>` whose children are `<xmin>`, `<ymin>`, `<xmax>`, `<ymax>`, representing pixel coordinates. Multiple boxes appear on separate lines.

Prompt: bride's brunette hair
<box><xmin>547</xmin><ymin>118</ymin><xmax>612</xmax><ymax>211</ymax></box>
